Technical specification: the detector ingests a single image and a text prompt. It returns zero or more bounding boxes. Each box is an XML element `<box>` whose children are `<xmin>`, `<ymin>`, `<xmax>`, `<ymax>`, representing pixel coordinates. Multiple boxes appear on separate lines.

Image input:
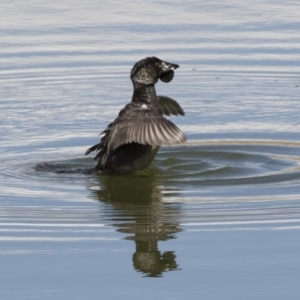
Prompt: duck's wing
<box><xmin>157</xmin><ymin>96</ymin><xmax>185</xmax><ymax>116</ymax></box>
<box><xmin>85</xmin><ymin>103</ymin><xmax>187</xmax><ymax>158</ymax></box>
<box><xmin>85</xmin><ymin>120</ymin><xmax>113</xmax><ymax>158</ymax></box>
<box><xmin>106</xmin><ymin>110</ymin><xmax>186</xmax><ymax>153</ymax></box>
<box><xmin>85</xmin><ymin>142</ymin><xmax>105</xmax><ymax>157</ymax></box>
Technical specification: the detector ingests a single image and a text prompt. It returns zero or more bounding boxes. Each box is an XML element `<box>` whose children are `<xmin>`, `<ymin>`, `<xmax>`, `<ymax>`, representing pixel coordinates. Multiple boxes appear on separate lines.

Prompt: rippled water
<box><xmin>1</xmin><ymin>1</ymin><xmax>300</xmax><ymax>299</ymax></box>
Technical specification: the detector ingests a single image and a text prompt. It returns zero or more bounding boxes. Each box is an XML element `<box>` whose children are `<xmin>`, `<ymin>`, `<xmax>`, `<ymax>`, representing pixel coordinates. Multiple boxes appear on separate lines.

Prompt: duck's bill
<box><xmin>160</xmin><ymin>70</ymin><xmax>175</xmax><ymax>83</ymax></box>
<box><xmin>159</xmin><ymin>61</ymin><xmax>179</xmax><ymax>83</ymax></box>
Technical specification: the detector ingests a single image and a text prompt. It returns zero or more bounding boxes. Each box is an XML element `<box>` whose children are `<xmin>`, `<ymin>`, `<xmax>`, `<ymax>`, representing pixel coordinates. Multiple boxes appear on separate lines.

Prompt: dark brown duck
<box><xmin>85</xmin><ymin>56</ymin><xmax>186</xmax><ymax>175</ymax></box>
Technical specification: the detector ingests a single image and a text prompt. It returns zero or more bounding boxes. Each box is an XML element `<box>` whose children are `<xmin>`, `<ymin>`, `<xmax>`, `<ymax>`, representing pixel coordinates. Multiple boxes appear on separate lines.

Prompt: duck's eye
<box><xmin>160</xmin><ymin>70</ymin><xmax>174</xmax><ymax>83</ymax></box>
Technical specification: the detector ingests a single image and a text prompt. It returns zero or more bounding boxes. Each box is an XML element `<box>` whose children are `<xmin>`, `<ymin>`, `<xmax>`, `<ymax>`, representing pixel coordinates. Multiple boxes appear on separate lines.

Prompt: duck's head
<box><xmin>130</xmin><ymin>56</ymin><xmax>179</xmax><ymax>88</ymax></box>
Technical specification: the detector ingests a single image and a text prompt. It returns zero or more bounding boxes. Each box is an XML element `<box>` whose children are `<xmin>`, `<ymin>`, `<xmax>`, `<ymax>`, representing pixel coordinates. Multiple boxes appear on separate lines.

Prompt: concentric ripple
<box><xmin>26</xmin><ymin>140</ymin><xmax>300</xmax><ymax>200</ymax></box>
<box><xmin>156</xmin><ymin>140</ymin><xmax>300</xmax><ymax>184</ymax></box>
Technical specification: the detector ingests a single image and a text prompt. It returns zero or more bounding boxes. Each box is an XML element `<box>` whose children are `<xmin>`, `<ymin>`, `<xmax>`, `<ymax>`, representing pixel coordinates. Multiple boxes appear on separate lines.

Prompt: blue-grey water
<box><xmin>1</xmin><ymin>1</ymin><xmax>300</xmax><ymax>299</ymax></box>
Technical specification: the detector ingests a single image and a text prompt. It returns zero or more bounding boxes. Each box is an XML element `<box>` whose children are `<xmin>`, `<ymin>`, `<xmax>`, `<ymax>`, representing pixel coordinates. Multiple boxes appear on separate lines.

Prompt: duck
<box><xmin>85</xmin><ymin>56</ymin><xmax>186</xmax><ymax>175</ymax></box>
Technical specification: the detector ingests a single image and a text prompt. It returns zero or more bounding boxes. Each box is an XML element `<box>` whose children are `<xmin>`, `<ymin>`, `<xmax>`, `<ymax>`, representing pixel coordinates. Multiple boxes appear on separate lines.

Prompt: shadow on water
<box><xmin>89</xmin><ymin>175</ymin><xmax>182</xmax><ymax>277</ymax></box>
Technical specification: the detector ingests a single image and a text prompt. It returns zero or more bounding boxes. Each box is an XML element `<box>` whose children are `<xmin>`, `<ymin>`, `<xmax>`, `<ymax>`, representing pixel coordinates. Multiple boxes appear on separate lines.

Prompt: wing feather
<box><xmin>86</xmin><ymin>100</ymin><xmax>186</xmax><ymax>160</ymax></box>
<box><xmin>157</xmin><ymin>96</ymin><xmax>185</xmax><ymax>116</ymax></box>
<box><xmin>94</xmin><ymin>107</ymin><xmax>186</xmax><ymax>154</ymax></box>
<box><xmin>156</xmin><ymin>122</ymin><xmax>170</xmax><ymax>143</ymax></box>
<box><xmin>151</xmin><ymin>123</ymin><xmax>162</xmax><ymax>145</ymax></box>
<box><xmin>141</xmin><ymin>123</ymin><xmax>148</xmax><ymax>145</ymax></box>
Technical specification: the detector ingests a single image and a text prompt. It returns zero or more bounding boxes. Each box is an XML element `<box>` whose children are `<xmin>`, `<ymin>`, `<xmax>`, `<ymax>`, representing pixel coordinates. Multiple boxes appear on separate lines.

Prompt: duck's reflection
<box><xmin>89</xmin><ymin>174</ymin><xmax>182</xmax><ymax>277</ymax></box>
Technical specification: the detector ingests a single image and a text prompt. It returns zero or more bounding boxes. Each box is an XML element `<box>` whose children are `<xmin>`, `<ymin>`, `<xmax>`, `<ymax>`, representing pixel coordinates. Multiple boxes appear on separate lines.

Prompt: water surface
<box><xmin>1</xmin><ymin>1</ymin><xmax>300</xmax><ymax>299</ymax></box>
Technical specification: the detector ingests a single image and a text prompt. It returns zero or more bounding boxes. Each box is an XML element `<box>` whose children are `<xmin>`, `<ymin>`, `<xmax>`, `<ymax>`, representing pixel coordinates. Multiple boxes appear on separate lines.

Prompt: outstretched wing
<box><xmin>157</xmin><ymin>96</ymin><xmax>185</xmax><ymax>116</ymax></box>
<box><xmin>85</xmin><ymin>102</ymin><xmax>186</xmax><ymax>158</ymax></box>
<box><xmin>106</xmin><ymin>112</ymin><xmax>186</xmax><ymax>152</ymax></box>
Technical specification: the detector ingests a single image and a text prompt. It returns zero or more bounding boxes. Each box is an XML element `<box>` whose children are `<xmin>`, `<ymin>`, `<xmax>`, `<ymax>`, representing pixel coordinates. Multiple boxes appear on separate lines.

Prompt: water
<box><xmin>1</xmin><ymin>0</ymin><xmax>300</xmax><ymax>299</ymax></box>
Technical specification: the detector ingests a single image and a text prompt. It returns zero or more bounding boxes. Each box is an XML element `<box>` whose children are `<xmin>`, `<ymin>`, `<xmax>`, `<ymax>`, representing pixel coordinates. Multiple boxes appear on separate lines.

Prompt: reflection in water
<box><xmin>89</xmin><ymin>175</ymin><xmax>182</xmax><ymax>277</ymax></box>
<box><xmin>33</xmin><ymin>141</ymin><xmax>300</xmax><ymax>277</ymax></box>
